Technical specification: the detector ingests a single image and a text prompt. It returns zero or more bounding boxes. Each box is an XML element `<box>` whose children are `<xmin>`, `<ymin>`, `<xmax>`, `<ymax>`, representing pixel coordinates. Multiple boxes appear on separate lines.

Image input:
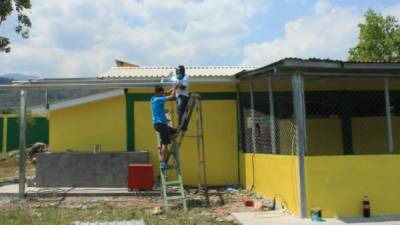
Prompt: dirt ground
<box><xmin>0</xmin><ymin>187</ymin><xmax>274</xmax><ymax>225</ymax></box>
<box><xmin>0</xmin><ymin>153</ymin><xmax>35</xmax><ymax>182</ymax></box>
<box><xmin>0</xmin><ymin>154</ymin><xmax>274</xmax><ymax>224</ymax></box>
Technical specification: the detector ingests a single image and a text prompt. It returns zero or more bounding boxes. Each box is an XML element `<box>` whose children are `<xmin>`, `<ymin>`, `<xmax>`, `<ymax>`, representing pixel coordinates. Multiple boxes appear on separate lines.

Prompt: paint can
<box><xmin>311</xmin><ymin>207</ymin><xmax>322</xmax><ymax>222</ymax></box>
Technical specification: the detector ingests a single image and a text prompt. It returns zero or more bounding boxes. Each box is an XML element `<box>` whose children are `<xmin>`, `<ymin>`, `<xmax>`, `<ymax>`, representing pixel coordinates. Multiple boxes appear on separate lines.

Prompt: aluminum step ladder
<box><xmin>159</xmin><ymin>93</ymin><xmax>209</xmax><ymax>212</ymax></box>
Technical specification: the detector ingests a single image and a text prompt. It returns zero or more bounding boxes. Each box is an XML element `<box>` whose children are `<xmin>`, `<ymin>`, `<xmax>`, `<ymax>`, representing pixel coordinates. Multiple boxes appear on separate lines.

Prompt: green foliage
<box><xmin>349</xmin><ymin>9</ymin><xmax>400</xmax><ymax>62</ymax></box>
<box><xmin>0</xmin><ymin>0</ymin><xmax>31</xmax><ymax>53</ymax></box>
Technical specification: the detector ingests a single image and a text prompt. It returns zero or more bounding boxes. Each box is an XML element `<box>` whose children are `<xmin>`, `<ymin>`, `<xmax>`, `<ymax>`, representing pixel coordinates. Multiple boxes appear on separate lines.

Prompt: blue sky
<box><xmin>0</xmin><ymin>0</ymin><xmax>399</xmax><ymax>78</ymax></box>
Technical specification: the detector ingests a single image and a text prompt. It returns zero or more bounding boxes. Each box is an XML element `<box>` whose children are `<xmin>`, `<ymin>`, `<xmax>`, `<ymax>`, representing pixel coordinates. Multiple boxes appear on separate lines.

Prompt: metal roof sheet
<box><xmin>236</xmin><ymin>58</ymin><xmax>400</xmax><ymax>79</ymax></box>
<box><xmin>99</xmin><ymin>66</ymin><xmax>255</xmax><ymax>79</ymax></box>
<box><xmin>283</xmin><ymin>57</ymin><xmax>400</xmax><ymax>64</ymax></box>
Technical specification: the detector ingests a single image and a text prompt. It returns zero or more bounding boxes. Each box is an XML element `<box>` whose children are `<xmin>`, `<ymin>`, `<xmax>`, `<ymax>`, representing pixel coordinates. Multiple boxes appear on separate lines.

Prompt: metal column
<box><xmin>19</xmin><ymin>89</ymin><xmax>27</xmax><ymax>199</ymax></box>
<box><xmin>236</xmin><ymin>84</ymin><xmax>243</xmax><ymax>184</ymax></box>
<box><xmin>384</xmin><ymin>78</ymin><xmax>394</xmax><ymax>153</ymax></box>
<box><xmin>249</xmin><ymin>80</ymin><xmax>256</xmax><ymax>153</ymax></box>
<box><xmin>268</xmin><ymin>77</ymin><xmax>277</xmax><ymax>154</ymax></box>
<box><xmin>292</xmin><ymin>75</ymin><xmax>307</xmax><ymax>218</ymax></box>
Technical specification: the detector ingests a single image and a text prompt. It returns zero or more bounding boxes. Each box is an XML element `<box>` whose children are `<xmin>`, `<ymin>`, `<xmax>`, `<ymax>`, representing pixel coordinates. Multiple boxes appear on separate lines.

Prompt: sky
<box><xmin>0</xmin><ymin>0</ymin><xmax>400</xmax><ymax>78</ymax></box>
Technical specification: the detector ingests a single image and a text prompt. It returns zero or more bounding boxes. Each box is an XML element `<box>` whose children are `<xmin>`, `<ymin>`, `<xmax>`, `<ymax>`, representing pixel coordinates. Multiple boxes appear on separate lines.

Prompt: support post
<box><xmin>292</xmin><ymin>75</ymin><xmax>307</xmax><ymax>218</ymax></box>
<box><xmin>236</xmin><ymin>84</ymin><xmax>243</xmax><ymax>184</ymax></box>
<box><xmin>268</xmin><ymin>77</ymin><xmax>277</xmax><ymax>154</ymax></box>
<box><xmin>19</xmin><ymin>89</ymin><xmax>26</xmax><ymax>199</ymax></box>
<box><xmin>384</xmin><ymin>78</ymin><xmax>394</xmax><ymax>153</ymax></box>
<box><xmin>2</xmin><ymin>115</ymin><xmax>7</xmax><ymax>154</ymax></box>
<box><xmin>249</xmin><ymin>80</ymin><xmax>256</xmax><ymax>153</ymax></box>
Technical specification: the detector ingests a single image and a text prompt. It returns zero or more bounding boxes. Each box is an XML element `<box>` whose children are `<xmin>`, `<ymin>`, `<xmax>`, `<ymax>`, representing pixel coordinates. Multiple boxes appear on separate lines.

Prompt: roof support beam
<box><xmin>18</xmin><ymin>89</ymin><xmax>26</xmax><ymax>199</ymax></box>
<box><xmin>292</xmin><ymin>74</ymin><xmax>307</xmax><ymax>218</ymax></box>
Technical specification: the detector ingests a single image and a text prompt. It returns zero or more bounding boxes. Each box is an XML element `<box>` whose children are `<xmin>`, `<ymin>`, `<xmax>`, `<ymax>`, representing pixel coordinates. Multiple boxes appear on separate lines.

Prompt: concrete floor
<box><xmin>232</xmin><ymin>212</ymin><xmax>400</xmax><ymax>225</ymax></box>
<box><xmin>0</xmin><ymin>184</ymin><xmax>159</xmax><ymax>197</ymax></box>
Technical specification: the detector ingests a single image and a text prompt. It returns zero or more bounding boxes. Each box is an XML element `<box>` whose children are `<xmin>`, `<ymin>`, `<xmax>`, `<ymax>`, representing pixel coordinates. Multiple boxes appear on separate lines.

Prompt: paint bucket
<box><xmin>311</xmin><ymin>207</ymin><xmax>322</xmax><ymax>222</ymax></box>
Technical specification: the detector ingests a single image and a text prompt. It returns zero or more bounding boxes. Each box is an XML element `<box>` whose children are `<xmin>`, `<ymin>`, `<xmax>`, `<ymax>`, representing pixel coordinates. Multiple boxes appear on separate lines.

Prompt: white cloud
<box><xmin>383</xmin><ymin>4</ymin><xmax>400</xmax><ymax>20</ymax></box>
<box><xmin>241</xmin><ymin>0</ymin><xmax>363</xmax><ymax>66</ymax></box>
<box><xmin>0</xmin><ymin>0</ymin><xmax>270</xmax><ymax>77</ymax></box>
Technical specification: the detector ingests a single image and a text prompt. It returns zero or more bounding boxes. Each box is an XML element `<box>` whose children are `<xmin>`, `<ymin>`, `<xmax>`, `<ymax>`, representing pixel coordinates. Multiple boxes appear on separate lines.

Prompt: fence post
<box><xmin>19</xmin><ymin>89</ymin><xmax>26</xmax><ymax>199</ymax></box>
<box><xmin>2</xmin><ymin>116</ymin><xmax>7</xmax><ymax>154</ymax></box>
<box><xmin>292</xmin><ymin>75</ymin><xmax>307</xmax><ymax>218</ymax></box>
<box><xmin>384</xmin><ymin>78</ymin><xmax>394</xmax><ymax>153</ymax></box>
<box><xmin>236</xmin><ymin>84</ymin><xmax>243</xmax><ymax>184</ymax></box>
<box><xmin>250</xmin><ymin>80</ymin><xmax>256</xmax><ymax>153</ymax></box>
<box><xmin>268</xmin><ymin>77</ymin><xmax>277</xmax><ymax>154</ymax></box>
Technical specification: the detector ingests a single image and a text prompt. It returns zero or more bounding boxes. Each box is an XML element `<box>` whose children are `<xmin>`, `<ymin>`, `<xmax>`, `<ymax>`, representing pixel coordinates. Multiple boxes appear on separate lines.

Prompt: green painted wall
<box><xmin>0</xmin><ymin>117</ymin><xmax>3</xmax><ymax>152</ymax></box>
<box><xmin>7</xmin><ymin>117</ymin><xmax>49</xmax><ymax>151</ymax></box>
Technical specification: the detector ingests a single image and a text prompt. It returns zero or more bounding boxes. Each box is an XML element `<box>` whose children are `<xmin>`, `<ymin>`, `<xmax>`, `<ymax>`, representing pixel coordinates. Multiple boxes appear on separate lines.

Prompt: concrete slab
<box><xmin>232</xmin><ymin>212</ymin><xmax>400</xmax><ymax>225</ymax></box>
<box><xmin>0</xmin><ymin>184</ymin><xmax>160</xmax><ymax>197</ymax></box>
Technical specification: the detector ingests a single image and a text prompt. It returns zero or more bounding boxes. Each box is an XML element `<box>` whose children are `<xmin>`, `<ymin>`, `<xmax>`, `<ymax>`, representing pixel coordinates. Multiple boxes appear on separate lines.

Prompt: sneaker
<box><xmin>160</xmin><ymin>161</ymin><xmax>170</xmax><ymax>169</ymax></box>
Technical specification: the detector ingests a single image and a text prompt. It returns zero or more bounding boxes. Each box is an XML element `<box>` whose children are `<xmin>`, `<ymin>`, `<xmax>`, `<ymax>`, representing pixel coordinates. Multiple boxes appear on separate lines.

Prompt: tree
<box><xmin>349</xmin><ymin>9</ymin><xmax>400</xmax><ymax>62</ymax></box>
<box><xmin>0</xmin><ymin>0</ymin><xmax>31</xmax><ymax>53</ymax></box>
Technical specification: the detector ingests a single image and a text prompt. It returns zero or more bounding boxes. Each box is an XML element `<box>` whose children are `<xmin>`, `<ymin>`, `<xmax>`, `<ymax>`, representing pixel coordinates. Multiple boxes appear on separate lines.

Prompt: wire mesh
<box><xmin>303</xmin><ymin>77</ymin><xmax>395</xmax><ymax>155</ymax></box>
<box><xmin>238</xmin><ymin>76</ymin><xmax>297</xmax><ymax>155</ymax></box>
<box><xmin>239</xmin><ymin>74</ymin><xmax>400</xmax><ymax>156</ymax></box>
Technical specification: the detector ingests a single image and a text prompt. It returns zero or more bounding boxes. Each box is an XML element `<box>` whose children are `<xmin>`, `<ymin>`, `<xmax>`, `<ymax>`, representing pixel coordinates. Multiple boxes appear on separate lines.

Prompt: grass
<box><xmin>0</xmin><ymin>153</ymin><xmax>35</xmax><ymax>181</ymax></box>
<box><xmin>0</xmin><ymin>205</ymin><xmax>233</xmax><ymax>225</ymax></box>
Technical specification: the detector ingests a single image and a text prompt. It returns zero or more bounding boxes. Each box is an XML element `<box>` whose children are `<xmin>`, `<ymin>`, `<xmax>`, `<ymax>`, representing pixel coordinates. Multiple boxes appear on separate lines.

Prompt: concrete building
<box><xmin>26</xmin><ymin>58</ymin><xmax>400</xmax><ymax>218</ymax></box>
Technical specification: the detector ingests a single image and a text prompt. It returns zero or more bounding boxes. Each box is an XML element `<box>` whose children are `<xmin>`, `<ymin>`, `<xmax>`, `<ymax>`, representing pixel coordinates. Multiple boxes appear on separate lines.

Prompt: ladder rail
<box><xmin>159</xmin><ymin>93</ymin><xmax>208</xmax><ymax>212</ymax></box>
<box><xmin>196</xmin><ymin>98</ymin><xmax>210</xmax><ymax>205</ymax></box>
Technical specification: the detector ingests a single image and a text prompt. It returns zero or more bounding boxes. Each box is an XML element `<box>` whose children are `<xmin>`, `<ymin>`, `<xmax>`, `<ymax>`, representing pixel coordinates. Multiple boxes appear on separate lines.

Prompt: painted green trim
<box><xmin>125</xmin><ymin>92</ymin><xmax>135</xmax><ymax>152</ymax></box>
<box><xmin>341</xmin><ymin>92</ymin><xmax>353</xmax><ymax>155</ymax></box>
<box><xmin>6</xmin><ymin>117</ymin><xmax>49</xmax><ymax>152</ymax></box>
<box><xmin>125</xmin><ymin>92</ymin><xmax>237</xmax><ymax>151</ymax></box>
<box><xmin>125</xmin><ymin>92</ymin><xmax>237</xmax><ymax>101</ymax></box>
<box><xmin>0</xmin><ymin>117</ymin><xmax>3</xmax><ymax>153</ymax></box>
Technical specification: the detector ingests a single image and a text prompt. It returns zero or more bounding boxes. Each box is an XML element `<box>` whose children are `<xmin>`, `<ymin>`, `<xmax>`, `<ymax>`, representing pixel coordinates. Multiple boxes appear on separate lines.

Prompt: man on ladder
<box><xmin>173</xmin><ymin>65</ymin><xmax>190</xmax><ymax>130</ymax></box>
<box><xmin>151</xmin><ymin>70</ymin><xmax>209</xmax><ymax>211</ymax></box>
<box><xmin>151</xmin><ymin>84</ymin><xmax>178</xmax><ymax>169</ymax></box>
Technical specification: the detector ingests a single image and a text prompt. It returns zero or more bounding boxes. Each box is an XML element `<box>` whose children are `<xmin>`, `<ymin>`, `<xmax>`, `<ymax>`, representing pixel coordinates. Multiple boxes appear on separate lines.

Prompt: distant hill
<box><xmin>0</xmin><ymin>73</ymin><xmax>39</xmax><ymax>81</ymax></box>
<box><xmin>0</xmin><ymin>73</ymin><xmax>107</xmax><ymax>112</ymax></box>
<box><xmin>0</xmin><ymin>77</ymin><xmax>13</xmax><ymax>84</ymax></box>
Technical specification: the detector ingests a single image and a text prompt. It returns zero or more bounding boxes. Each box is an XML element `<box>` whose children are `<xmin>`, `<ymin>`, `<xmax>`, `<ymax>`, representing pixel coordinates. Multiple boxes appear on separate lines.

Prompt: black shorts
<box><xmin>154</xmin><ymin>123</ymin><xmax>177</xmax><ymax>145</ymax></box>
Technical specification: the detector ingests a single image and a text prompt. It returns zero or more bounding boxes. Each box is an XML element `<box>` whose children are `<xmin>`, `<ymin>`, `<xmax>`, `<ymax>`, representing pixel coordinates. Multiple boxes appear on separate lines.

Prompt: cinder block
<box><xmin>36</xmin><ymin>151</ymin><xmax>149</xmax><ymax>187</ymax></box>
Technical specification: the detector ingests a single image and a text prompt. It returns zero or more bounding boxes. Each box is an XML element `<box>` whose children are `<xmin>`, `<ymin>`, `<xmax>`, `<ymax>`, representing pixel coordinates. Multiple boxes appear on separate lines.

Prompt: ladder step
<box><xmin>165</xmin><ymin>180</ymin><xmax>182</xmax><ymax>186</ymax></box>
<box><xmin>166</xmin><ymin>196</ymin><xmax>185</xmax><ymax>201</ymax></box>
<box><xmin>161</xmin><ymin>165</ymin><xmax>177</xmax><ymax>170</ymax></box>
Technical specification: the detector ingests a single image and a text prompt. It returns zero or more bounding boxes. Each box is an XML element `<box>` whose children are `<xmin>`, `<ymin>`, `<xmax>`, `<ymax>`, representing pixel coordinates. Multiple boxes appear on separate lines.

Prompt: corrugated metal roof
<box><xmin>284</xmin><ymin>57</ymin><xmax>400</xmax><ymax>64</ymax></box>
<box><xmin>236</xmin><ymin>57</ymin><xmax>400</xmax><ymax>79</ymax></box>
<box><xmin>74</xmin><ymin>219</ymin><xmax>146</xmax><ymax>225</ymax></box>
<box><xmin>99</xmin><ymin>66</ymin><xmax>255</xmax><ymax>79</ymax></box>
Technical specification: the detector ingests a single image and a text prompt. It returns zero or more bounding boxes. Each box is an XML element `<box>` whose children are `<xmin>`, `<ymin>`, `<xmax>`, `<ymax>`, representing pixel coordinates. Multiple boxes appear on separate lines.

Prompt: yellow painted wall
<box><xmin>246</xmin><ymin>79</ymin><xmax>399</xmax><ymax>92</ymax></box>
<box><xmin>134</xmin><ymin>100</ymin><xmax>239</xmax><ymax>186</ymax></box>
<box><xmin>307</xmin><ymin>118</ymin><xmax>343</xmax><ymax>155</ymax></box>
<box><xmin>306</xmin><ymin>155</ymin><xmax>400</xmax><ymax>217</ymax></box>
<box><xmin>49</xmin><ymin>96</ymin><xmax>126</xmax><ymax>151</ymax></box>
<box><xmin>352</xmin><ymin>117</ymin><xmax>400</xmax><ymax>154</ymax></box>
<box><xmin>240</xmin><ymin>153</ymin><xmax>300</xmax><ymax>215</ymax></box>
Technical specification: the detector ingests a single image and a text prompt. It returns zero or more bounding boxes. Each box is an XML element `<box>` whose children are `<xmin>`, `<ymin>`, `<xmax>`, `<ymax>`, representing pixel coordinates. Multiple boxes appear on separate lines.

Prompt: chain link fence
<box><xmin>304</xmin><ymin>77</ymin><xmax>397</xmax><ymax>155</ymax></box>
<box><xmin>238</xmin><ymin>77</ymin><xmax>297</xmax><ymax>155</ymax></box>
<box><xmin>239</xmin><ymin>75</ymin><xmax>399</xmax><ymax>156</ymax></box>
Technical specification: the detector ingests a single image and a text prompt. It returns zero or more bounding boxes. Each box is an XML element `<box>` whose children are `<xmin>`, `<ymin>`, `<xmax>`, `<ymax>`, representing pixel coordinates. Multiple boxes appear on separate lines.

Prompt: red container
<box><xmin>128</xmin><ymin>164</ymin><xmax>153</xmax><ymax>191</ymax></box>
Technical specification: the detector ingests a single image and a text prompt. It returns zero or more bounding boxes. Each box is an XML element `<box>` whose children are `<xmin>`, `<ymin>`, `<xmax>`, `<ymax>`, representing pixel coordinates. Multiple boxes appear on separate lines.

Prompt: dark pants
<box><xmin>154</xmin><ymin>123</ymin><xmax>177</xmax><ymax>145</ymax></box>
<box><xmin>177</xmin><ymin>95</ymin><xmax>189</xmax><ymax>126</ymax></box>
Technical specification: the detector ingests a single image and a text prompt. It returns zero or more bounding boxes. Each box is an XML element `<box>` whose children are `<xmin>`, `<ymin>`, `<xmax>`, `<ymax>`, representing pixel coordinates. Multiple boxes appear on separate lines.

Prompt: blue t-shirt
<box><xmin>151</xmin><ymin>96</ymin><xmax>168</xmax><ymax>124</ymax></box>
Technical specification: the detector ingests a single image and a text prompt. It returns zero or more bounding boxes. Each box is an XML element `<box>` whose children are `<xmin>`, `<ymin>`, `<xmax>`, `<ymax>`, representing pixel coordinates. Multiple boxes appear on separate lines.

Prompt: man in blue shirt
<box><xmin>151</xmin><ymin>84</ymin><xmax>178</xmax><ymax>169</ymax></box>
